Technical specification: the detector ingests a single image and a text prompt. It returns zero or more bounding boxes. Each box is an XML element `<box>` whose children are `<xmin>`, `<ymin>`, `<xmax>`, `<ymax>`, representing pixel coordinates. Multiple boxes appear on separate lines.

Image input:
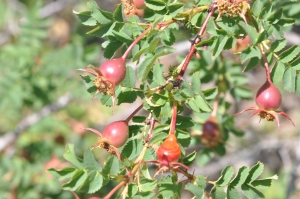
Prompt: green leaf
<box><xmin>211</xmin><ymin>186</ymin><xmax>226</xmax><ymax>199</ymax></box>
<box><xmin>102</xmin><ymin>156</ymin><xmax>121</xmax><ymax>176</ymax></box>
<box><xmin>103</xmin><ymin>40</ymin><xmax>123</xmax><ymax>59</ymax></box>
<box><xmin>279</xmin><ymin>45</ymin><xmax>300</xmax><ymax>63</ymax></box>
<box><xmin>213</xmin><ymin>143</ymin><xmax>226</xmax><ymax>156</ymax></box>
<box><xmin>239</xmin><ymin>21</ymin><xmax>258</xmax><ymax>45</ymax></box>
<box><xmin>47</xmin><ymin>167</ymin><xmax>77</xmax><ymax>181</ymax></box>
<box><xmin>74</xmin><ymin>11</ymin><xmax>97</xmax><ymax>26</ymax></box>
<box><xmin>202</xmin><ymin>87</ymin><xmax>218</xmax><ymax>100</ymax></box>
<box><xmin>182</xmin><ymin>151</ymin><xmax>196</xmax><ymax>166</ymax></box>
<box><xmin>113</xmin><ymin>3</ymin><xmax>124</xmax><ymax>22</ymax></box>
<box><xmin>213</xmin><ymin>36</ymin><xmax>229</xmax><ymax>57</ymax></box>
<box><xmin>176</xmin><ymin>115</ymin><xmax>195</xmax><ymax>129</ymax></box>
<box><xmin>240</xmin><ymin>46</ymin><xmax>261</xmax><ymax>63</ymax></box>
<box><xmin>141</xmin><ymin>163</ymin><xmax>152</xmax><ymax>179</ymax></box>
<box><xmin>270</xmin><ymin>61</ymin><xmax>285</xmax><ymax>83</ymax></box>
<box><xmin>268</xmin><ymin>8</ymin><xmax>282</xmax><ymax>24</ymax></box>
<box><xmin>132</xmin><ymin>47</ymin><xmax>148</xmax><ymax>62</ymax></box>
<box><xmin>181</xmin><ymin>81</ymin><xmax>194</xmax><ymax>98</ymax></box>
<box><xmin>230</xmin><ymin>166</ymin><xmax>249</xmax><ymax>187</ymax></box>
<box><xmin>88</xmin><ymin>22</ymin><xmax>119</xmax><ymax>38</ymax></box>
<box><xmin>296</xmin><ymin>74</ymin><xmax>300</xmax><ymax>97</ymax></box>
<box><xmin>161</xmin><ymin>28</ymin><xmax>175</xmax><ymax>45</ymax></box>
<box><xmin>149</xmin><ymin>131</ymin><xmax>168</xmax><ymax>145</ymax></box>
<box><xmin>195</xmin><ymin>95</ymin><xmax>212</xmax><ymax>112</ymax></box>
<box><xmin>63</xmin><ymin>144</ymin><xmax>84</xmax><ymax>169</ymax></box>
<box><xmin>168</xmin><ymin>3</ymin><xmax>184</xmax><ymax>16</ymax></box>
<box><xmin>243</xmin><ymin>57</ymin><xmax>259</xmax><ymax>72</ymax></box>
<box><xmin>158</xmin><ymin>176</ymin><xmax>181</xmax><ymax>198</ymax></box>
<box><xmin>227</xmin><ymin>186</ymin><xmax>242</xmax><ymax>199</ymax></box>
<box><xmin>117</xmin><ymin>90</ymin><xmax>138</xmax><ymax>105</ymax></box>
<box><xmin>145</xmin><ymin>0</ymin><xmax>166</xmax><ymax>11</ymax></box>
<box><xmin>216</xmin><ymin>166</ymin><xmax>234</xmax><ymax>186</ymax></box>
<box><xmin>121</xmin><ymin>66</ymin><xmax>136</xmax><ymax>88</ymax></box>
<box><xmin>140</xmin><ymin>178</ymin><xmax>157</xmax><ymax>192</ymax></box>
<box><xmin>121</xmin><ymin>139</ymin><xmax>144</xmax><ymax>161</ymax></box>
<box><xmin>277</xmin><ymin>18</ymin><xmax>295</xmax><ymax>26</ymax></box>
<box><xmin>231</xmin><ymin>86</ymin><xmax>253</xmax><ymax>99</ymax></box>
<box><xmin>256</xmin><ymin>30</ymin><xmax>269</xmax><ymax>44</ymax></box>
<box><xmin>187</xmin><ymin>98</ymin><xmax>201</xmax><ymax>113</ymax></box>
<box><xmin>87</xmin><ymin>1</ymin><xmax>113</xmax><ymax>24</ymax></box>
<box><xmin>153</xmin><ymin>64</ymin><xmax>166</xmax><ymax>86</ymax></box>
<box><xmin>185</xmin><ymin>183</ymin><xmax>204</xmax><ymax>199</ymax></box>
<box><xmin>113</xmin><ymin>30</ymin><xmax>132</xmax><ymax>43</ymax></box>
<box><xmin>138</xmin><ymin>55</ymin><xmax>156</xmax><ymax>82</ymax></box>
<box><xmin>128</xmin><ymin>182</ymin><xmax>138</xmax><ymax>197</ymax></box>
<box><xmin>241</xmin><ymin>184</ymin><xmax>264</xmax><ymax>199</ymax></box>
<box><xmin>291</xmin><ymin>56</ymin><xmax>300</xmax><ymax>70</ymax></box>
<box><xmin>152</xmin><ymin>93</ymin><xmax>168</xmax><ymax>106</ymax></box>
<box><xmin>270</xmin><ymin>38</ymin><xmax>287</xmax><ymax>52</ymax></box>
<box><xmin>196</xmin><ymin>148</ymin><xmax>214</xmax><ymax>166</ymax></box>
<box><xmin>62</xmin><ymin>170</ymin><xmax>88</xmax><ymax>191</ymax></box>
<box><xmin>252</xmin><ymin>0</ymin><xmax>263</xmax><ymax>17</ymax></box>
<box><xmin>154</xmin><ymin>46</ymin><xmax>175</xmax><ymax>58</ymax></box>
<box><xmin>251</xmin><ymin>175</ymin><xmax>278</xmax><ymax>189</ymax></box>
<box><xmin>148</xmin><ymin>37</ymin><xmax>161</xmax><ymax>53</ymax></box>
<box><xmin>206</xmin><ymin>18</ymin><xmax>218</xmax><ymax>36</ymax></box>
<box><xmin>283</xmin><ymin>67</ymin><xmax>297</xmax><ymax>92</ymax></box>
<box><xmin>259</xmin><ymin>3</ymin><xmax>273</xmax><ymax>20</ymax></box>
<box><xmin>83</xmin><ymin>148</ymin><xmax>102</xmax><ymax>172</ymax></box>
<box><xmin>195</xmin><ymin>175</ymin><xmax>207</xmax><ymax>188</ymax></box>
<box><xmin>80</xmin><ymin>171</ymin><xmax>103</xmax><ymax>194</ymax></box>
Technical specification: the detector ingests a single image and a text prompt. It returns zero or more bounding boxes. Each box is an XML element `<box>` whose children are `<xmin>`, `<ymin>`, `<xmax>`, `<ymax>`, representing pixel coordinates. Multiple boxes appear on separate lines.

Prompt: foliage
<box><xmin>0</xmin><ymin>0</ymin><xmax>299</xmax><ymax>198</ymax></box>
<box><xmin>47</xmin><ymin>0</ymin><xmax>300</xmax><ymax>198</ymax></box>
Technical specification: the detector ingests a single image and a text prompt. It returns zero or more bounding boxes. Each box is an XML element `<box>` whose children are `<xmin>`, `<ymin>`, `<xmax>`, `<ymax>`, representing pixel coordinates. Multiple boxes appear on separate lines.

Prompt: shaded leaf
<box><xmin>185</xmin><ymin>183</ymin><xmax>204</xmax><ymax>199</ymax></box>
<box><xmin>241</xmin><ymin>184</ymin><xmax>264</xmax><ymax>199</ymax></box>
<box><xmin>227</xmin><ymin>186</ymin><xmax>242</xmax><ymax>199</ymax></box>
<box><xmin>279</xmin><ymin>45</ymin><xmax>300</xmax><ymax>63</ymax></box>
<box><xmin>62</xmin><ymin>170</ymin><xmax>88</xmax><ymax>191</ymax></box>
<box><xmin>216</xmin><ymin>166</ymin><xmax>234</xmax><ymax>186</ymax></box>
<box><xmin>63</xmin><ymin>144</ymin><xmax>84</xmax><ymax>169</ymax></box>
<box><xmin>283</xmin><ymin>67</ymin><xmax>297</xmax><ymax>92</ymax></box>
<box><xmin>230</xmin><ymin>166</ymin><xmax>249</xmax><ymax>187</ymax></box>
<box><xmin>83</xmin><ymin>148</ymin><xmax>102</xmax><ymax>172</ymax></box>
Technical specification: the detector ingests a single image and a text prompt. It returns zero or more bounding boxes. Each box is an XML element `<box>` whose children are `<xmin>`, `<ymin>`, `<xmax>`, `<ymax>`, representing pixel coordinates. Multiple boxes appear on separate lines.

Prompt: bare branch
<box><xmin>39</xmin><ymin>0</ymin><xmax>79</xmax><ymax>19</ymax></box>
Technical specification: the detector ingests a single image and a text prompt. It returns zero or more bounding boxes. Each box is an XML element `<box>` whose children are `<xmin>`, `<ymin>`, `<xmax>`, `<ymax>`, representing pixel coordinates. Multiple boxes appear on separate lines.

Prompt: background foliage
<box><xmin>0</xmin><ymin>0</ymin><xmax>299</xmax><ymax>199</ymax></box>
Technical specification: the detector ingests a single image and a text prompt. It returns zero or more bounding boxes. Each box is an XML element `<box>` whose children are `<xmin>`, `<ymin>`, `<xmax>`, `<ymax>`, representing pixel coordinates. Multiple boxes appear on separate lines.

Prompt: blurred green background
<box><xmin>0</xmin><ymin>0</ymin><xmax>299</xmax><ymax>199</ymax></box>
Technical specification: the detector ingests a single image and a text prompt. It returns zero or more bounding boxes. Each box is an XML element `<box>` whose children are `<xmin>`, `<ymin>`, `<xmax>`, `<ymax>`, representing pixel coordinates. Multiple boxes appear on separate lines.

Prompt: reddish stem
<box><xmin>170</xmin><ymin>101</ymin><xmax>178</xmax><ymax>135</ymax></box>
<box><xmin>76</xmin><ymin>68</ymin><xmax>99</xmax><ymax>76</ymax></box>
<box><xmin>125</xmin><ymin>104</ymin><xmax>144</xmax><ymax>123</ymax></box>
<box><xmin>122</xmin><ymin>26</ymin><xmax>151</xmax><ymax>60</ymax></box>
<box><xmin>82</xmin><ymin>127</ymin><xmax>103</xmax><ymax>137</ymax></box>
<box><xmin>102</xmin><ymin>181</ymin><xmax>126</xmax><ymax>199</ymax></box>
<box><xmin>260</xmin><ymin>46</ymin><xmax>271</xmax><ymax>83</ymax></box>
<box><xmin>177</xmin><ymin>5</ymin><xmax>216</xmax><ymax>80</ymax></box>
<box><xmin>211</xmin><ymin>99</ymin><xmax>219</xmax><ymax>117</ymax></box>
